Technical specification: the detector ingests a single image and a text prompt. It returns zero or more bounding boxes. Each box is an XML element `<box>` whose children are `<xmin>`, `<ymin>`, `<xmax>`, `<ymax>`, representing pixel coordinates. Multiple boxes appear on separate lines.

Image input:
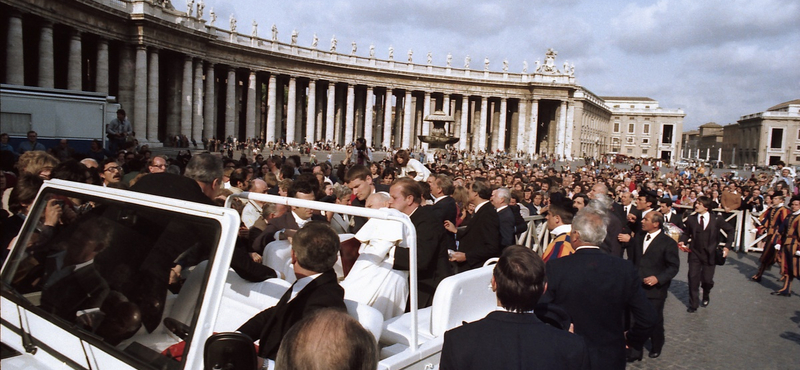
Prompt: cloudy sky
<box><xmin>201</xmin><ymin>0</ymin><xmax>798</xmax><ymax>130</ymax></box>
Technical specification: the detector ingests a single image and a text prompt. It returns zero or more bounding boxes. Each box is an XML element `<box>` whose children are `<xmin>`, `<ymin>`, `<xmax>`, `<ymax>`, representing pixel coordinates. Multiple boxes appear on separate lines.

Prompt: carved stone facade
<box><xmin>735</xmin><ymin>100</ymin><xmax>800</xmax><ymax>166</ymax></box>
<box><xmin>0</xmin><ymin>0</ymin><xmax>675</xmax><ymax>159</ymax></box>
<box><xmin>604</xmin><ymin>97</ymin><xmax>685</xmax><ymax>162</ymax></box>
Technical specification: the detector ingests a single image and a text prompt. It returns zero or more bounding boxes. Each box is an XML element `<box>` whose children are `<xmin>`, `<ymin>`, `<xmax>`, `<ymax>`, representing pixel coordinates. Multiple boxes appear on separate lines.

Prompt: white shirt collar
<box><xmin>289</xmin><ymin>273</ymin><xmax>322</xmax><ymax>302</ymax></box>
<box><xmin>434</xmin><ymin>195</ymin><xmax>448</xmax><ymax>204</ymax></box>
<box><xmin>496</xmin><ymin>205</ymin><xmax>508</xmax><ymax>213</ymax></box>
<box><xmin>551</xmin><ymin>224</ymin><xmax>572</xmax><ymax>236</ymax></box>
<box><xmin>646</xmin><ymin>229</ymin><xmax>661</xmax><ymax>240</ymax></box>
<box><xmin>575</xmin><ymin>245</ymin><xmax>600</xmax><ymax>251</ymax></box>
<box><xmin>292</xmin><ymin>210</ymin><xmax>309</xmax><ymax>228</ymax></box>
<box><xmin>474</xmin><ymin>200</ymin><xmax>491</xmax><ymax>214</ymax></box>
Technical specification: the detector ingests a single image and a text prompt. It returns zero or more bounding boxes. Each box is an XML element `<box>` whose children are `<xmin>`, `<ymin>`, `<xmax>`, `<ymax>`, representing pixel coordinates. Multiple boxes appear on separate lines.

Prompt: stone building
<box><xmin>1</xmin><ymin>0</ymin><xmax>677</xmax><ymax>160</ymax></box>
<box><xmin>736</xmin><ymin>99</ymin><xmax>800</xmax><ymax>166</ymax></box>
<box><xmin>721</xmin><ymin>123</ymin><xmax>741</xmax><ymax>165</ymax></box>
<box><xmin>603</xmin><ymin>97</ymin><xmax>684</xmax><ymax>161</ymax></box>
<box><xmin>681</xmin><ymin>129</ymin><xmax>700</xmax><ymax>159</ymax></box>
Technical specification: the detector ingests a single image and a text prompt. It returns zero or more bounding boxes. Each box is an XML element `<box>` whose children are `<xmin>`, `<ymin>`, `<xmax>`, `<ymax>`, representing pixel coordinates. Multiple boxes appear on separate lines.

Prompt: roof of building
<box><xmin>767</xmin><ymin>99</ymin><xmax>800</xmax><ymax>111</ymax></box>
<box><xmin>683</xmin><ymin>130</ymin><xmax>699</xmax><ymax>135</ymax></box>
<box><xmin>600</xmin><ymin>96</ymin><xmax>656</xmax><ymax>102</ymax></box>
<box><xmin>699</xmin><ymin>122</ymin><xmax>722</xmax><ymax>128</ymax></box>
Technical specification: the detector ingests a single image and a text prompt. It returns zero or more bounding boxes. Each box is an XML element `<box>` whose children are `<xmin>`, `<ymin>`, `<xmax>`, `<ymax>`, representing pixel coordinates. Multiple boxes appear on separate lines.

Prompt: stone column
<box><xmin>421</xmin><ymin>91</ymin><xmax>431</xmax><ymax>150</ymax></box>
<box><xmin>460</xmin><ymin>96</ymin><xmax>469</xmax><ymax>150</ymax></box>
<box><xmin>516</xmin><ymin>99</ymin><xmax>528</xmax><ymax>154</ymax></box>
<box><xmin>193</xmin><ymin>60</ymin><xmax>205</xmax><ymax>143</ymax></box>
<box><xmin>67</xmin><ymin>31</ymin><xmax>83</xmax><ymax>91</ymax></box>
<box><xmin>244</xmin><ymin>72</ymin><xmax>257</xmax><ymax>141</ymax></box>
<box><xmin>383</xmin><ymin>89</ymin><xmax>393</xmax><ymax>150</ymax></box>
<box><xmin>498</xmin><ymin>98</ymin><xmax>507</xmax><ymax>152</ymax></box>
<box><xmin>146</xmin><ymin>49</ymin><xmax>159</xmax><ymax>142</ymax></box>
<box><xmin>402</xmin><ymin>90</ymin><xmax>413</xmax><ymax>149</ymax></box>
<box><xmin>226</xmin><ymin>68</ymin><xmax>237</xmax><ymax>139</ymax></box>
<box><xmin>564</xmin><ymin>102</ymin><xmax>575</xmax><ymax>160</ymax></box>
<box><xmin>95</xmin><ymin>39</ymin><xmax>109</xmax><ymax>95</ymax></box>
<box><xmin>266</xmin><ymin>74</ymin><xmax>277</xmax><ymax>143</ymax></box>
<box><xmin>345</xmin><ymin>84</ymin><xmax>355</xmax><ymax>145</ymax></box>
<box><xmin>38</xmin><ymin>21</ymin><xmax>54</xmax><ymax>89</ymax></box>
<box><xmin>133</xmin><ymin>45</ymin><xmax>148</xmax><ymax>138</ymax></box>
<box><xmin>326</xmin><ymin>82</ymin><xmax>336</xmax><ymax>142</ymax></box>
<box><xmin>490</xmin><ymin>100</ymin><xmax>499</xmax><ymax>150</ymax></box>
<box><xmin>5</xmin><ymin>13</ymin><xmax>24</xmax><ymax>85</ymax></box>
<box><xmin>203</xmin><ymin>63</ymin><xmax>216</xmax><ymax>141</ymax></box>
<box><xmin>528</xmin><ymin>99</ymin><xmax>538</xmax><ymax>155</ymax></box>
<box><xmin>443</xmin><ymin>94</ymin><xmax>451</xmax><ymax>114</ymax></box>
<box><xmin>180</xmin><ymin>56</ymin><xmax>193</xmax><ymax>138</ymax></box>
<box><xmin>118</xmin><ymin>45</ymin><xmax>135</xmax><ymax>117</ymax></box>
<box><xmin>478</xmin><ymin>97</ymin><xmax>488</xmax><ymax>152</ymax></box>
<box><xmin>555</xmin><ymin>101</ymin><xmax>567</xmax><ymax>159</ymax></box>
<box><xmin>306</xmin><ymin>80</ymin><xmax>316</xmax><ymax>143</ymax></box>
<box><xmin>286</xmin><ymin>76</ymin><xmax>297</xmax><ymax>144</ymax></box>
<box><xmin>364</xmin><ymin>86</ymin><xmax>374</xmax><ymax>147</ymax></box>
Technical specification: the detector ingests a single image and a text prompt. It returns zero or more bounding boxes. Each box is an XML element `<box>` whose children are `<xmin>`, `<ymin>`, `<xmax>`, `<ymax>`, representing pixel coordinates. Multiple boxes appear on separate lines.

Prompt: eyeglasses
<box><xmin>104</xmin><ymin>166</ymin><xmax>122</xmax><ymax>172</ymax></box>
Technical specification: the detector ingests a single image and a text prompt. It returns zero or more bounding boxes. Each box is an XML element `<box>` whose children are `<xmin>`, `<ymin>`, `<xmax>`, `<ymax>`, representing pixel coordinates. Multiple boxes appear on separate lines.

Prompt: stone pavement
<box><xmin>628</xmin><ymin>250</ymin><xmax>799</xmax><ymax>370</ymax></box>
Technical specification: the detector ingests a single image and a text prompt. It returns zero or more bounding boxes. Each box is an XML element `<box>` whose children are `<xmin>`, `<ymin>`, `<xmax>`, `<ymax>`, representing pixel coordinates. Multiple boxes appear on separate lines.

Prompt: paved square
<box><xmin>628</xmin><ymin>251</ymin><xmax>800</xmax><ymax>369</ymax></box>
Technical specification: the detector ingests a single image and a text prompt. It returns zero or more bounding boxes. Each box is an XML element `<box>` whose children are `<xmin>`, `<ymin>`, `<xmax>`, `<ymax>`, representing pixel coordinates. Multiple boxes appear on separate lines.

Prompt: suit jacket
<box><xmin>431</xmin><ymin>195</ymin><xmax>458</xmax><ymax>225</ymax></box>
<box><xmin>541</xmin><ymin>248</ymin><xmax>657</xmax><ymax>370</ymax></box>
<box><xmin>663</xmin><ymin>210</ymin><xmax>685</xmax><ymax>231</ymax></box>
<box><xmin>600</xmin><ymin>212</ymin><xmax>625</xmax><ymax>258</ymax></box>
<box><xmin>40</xmin><ymin>260</ymin><xmax>109</xmax><ymax>322</ymax></box>
<box><xmin>631</xmin><ymin>232</ymin><xmax>680</xmax><ymax>300</ymax></box>
<box><xmin>237</xmin><ymin>270</ymin><xmax>346</xmax><ymax>360</ymax></box>
<box><xmin>681</xmin><ymin>212</ymin><xmax>734</xmax><ymax>266</ymax></box>
<box><xmin>497</xmin><ymin>206</ymin><xmax>517</xmax><ymax>248</ymax></box>
<box><xmin>251</xmin><ymin>212</ymin><xmax>300</xmax><ymax>254</ymax></box>
<box><xmin>393</xmin><ymin>206</ymin><xmax>454</xmax><ymax>307</ymax></box>
<box><xmin>440</xmin><ymin>311</ymin><xmax>590</xmax><ymax>370</ymax></box>
<box><xmin>509</xmin><ymin>204</ymin><xmax>528</xmax><ymax>236</ymax></box>
<box><xmin>456</xmin><ymin>202</ymin><xmax>501</xmax><ymax>271</ymax></box>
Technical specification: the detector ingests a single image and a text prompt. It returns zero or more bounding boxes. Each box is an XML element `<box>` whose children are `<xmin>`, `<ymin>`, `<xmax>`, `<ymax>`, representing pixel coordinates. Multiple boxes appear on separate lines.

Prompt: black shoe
<box><xmin>649</xmin><ymin>352</ymin><xmax>661</xmax><ymax>359</ymax></box>
<box><xmin>701</xmin><ymin>298</ymin><xmax>709</xmax><ymax>307</ymax></box>
<box><xmin>687</xmin><ymin>308</ymin><xmax>696</xmax><ymax>313</ymax></box>
<box><xmin>771</xmin><ymin>290</ymin><xmax>792</xmax><ymax>297</ymax></box>
<box><xmin>626</xmin><ymin>348</ymin><xmax>643</xmax><ymax>363</ymax></box>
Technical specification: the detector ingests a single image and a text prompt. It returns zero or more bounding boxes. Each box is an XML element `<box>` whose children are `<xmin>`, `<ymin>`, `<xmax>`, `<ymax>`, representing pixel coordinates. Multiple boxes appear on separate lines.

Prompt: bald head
<box><xmin>366</xmin><ymin>192</ymin><xmax>391</xmax><ymax>209</ymax></box>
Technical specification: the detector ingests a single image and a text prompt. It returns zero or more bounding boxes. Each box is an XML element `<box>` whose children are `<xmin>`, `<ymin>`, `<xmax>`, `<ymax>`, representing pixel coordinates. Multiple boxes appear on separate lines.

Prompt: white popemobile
<box><xmin>1</xmin><ymin>179</ymin><xmax>497</xmax><ymax>370</ymax></box>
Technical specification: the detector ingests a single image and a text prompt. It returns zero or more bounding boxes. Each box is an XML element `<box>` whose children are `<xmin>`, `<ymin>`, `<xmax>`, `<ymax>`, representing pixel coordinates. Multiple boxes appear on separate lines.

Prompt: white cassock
<box><xmin>341</xmin><ymin>209</ymin><xmax>410</xmax><ymax>320</ymax></box>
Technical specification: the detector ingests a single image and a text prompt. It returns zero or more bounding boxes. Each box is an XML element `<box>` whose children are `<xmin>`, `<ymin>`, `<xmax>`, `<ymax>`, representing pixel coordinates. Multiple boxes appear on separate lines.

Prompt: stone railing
<box><xmin>740</xmin><ymin>111</ymin><xmax>800</xmax><ymax>120</ymax></box>
<box><xmin>120</xmin><ymin>0</ymin><xmax>576</xmax><ymax>85</ymax></box>
<box><xmin>608</xmin><ymin>107</ymin><xmax>684</xmax><ymax>115</ymax></box>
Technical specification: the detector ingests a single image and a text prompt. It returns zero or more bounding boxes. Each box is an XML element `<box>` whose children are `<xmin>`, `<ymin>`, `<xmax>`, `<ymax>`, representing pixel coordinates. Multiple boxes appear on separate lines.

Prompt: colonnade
<box><xmin>2</xmin><ymin>7</ymin><xmax>578</xmax><ymax>157</ymax></box>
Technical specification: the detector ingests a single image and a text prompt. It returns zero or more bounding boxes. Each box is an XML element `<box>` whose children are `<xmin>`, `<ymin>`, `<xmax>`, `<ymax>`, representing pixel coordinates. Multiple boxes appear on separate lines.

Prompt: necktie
<box><xmin>699</xmin><ymin>215</ymin><xmax>704</xmax><ymax>230</ymax></box>
<box><xmin>645</xmin><ymin>234</ymin><xmax>651</xmax><ymax>242</ymax></box>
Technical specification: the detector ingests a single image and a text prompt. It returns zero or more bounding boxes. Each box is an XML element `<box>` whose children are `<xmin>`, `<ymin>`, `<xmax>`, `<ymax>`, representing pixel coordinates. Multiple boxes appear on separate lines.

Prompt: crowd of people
<box><xmin>2</xmin><ymin>127</ymin><xmax>800</xmax><ymax>369</ymax></box>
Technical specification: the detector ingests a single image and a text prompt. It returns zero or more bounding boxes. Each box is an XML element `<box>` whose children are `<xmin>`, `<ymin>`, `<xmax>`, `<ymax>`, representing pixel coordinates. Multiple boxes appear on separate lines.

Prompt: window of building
<box><xmin>626</xmin><ymin>137</ymin><xmax>634</xmax><ymax>144</ymax></box>
<box><xmin>628</xmin><ymin>123</ymin><xmax>635</xmax><ymax>133</ymax></box>
<box><xmin>627</xmin><ymin>148</ymin><xmax>633</xmax><ymax>154</ymax></box>
<box><xmin>662</xmin><ymin>124</ymin><xmax>674</xmax><ymax>144</ymax></box>
<box><xmin>644</xmin><ymin>117</ymin><xmax>650</xmax><ymax>120</ymax></box>
<box><xmin>612</xmin><ymin>137</ymin><xmax>620</xmax><ymax>144</ymax></box>
<box><xmin>630</xmin><ymin>105</ymin><xmax>635</xmax><ymax>108</ymax></box>
<box><xmin>642</xmin><ymin>138</ymin><xmax>650</xmax><ymax>144</ymax></box>
<box><xmin>613</xmin><ymin>105</ymin><xmax>620</xmax><ymax>108</ymax></box>
<box><xmin>642</xmin><ymin>149</ymin><xmax>648</xmax><ymax>155</ymax></box>
<box><xmin>629</xmin><ymin>117</ymin><xmax>635</xmax><ymax>120</ymax></box>
<box><xmin>643</xmin><ymin>124</ymin><xmax>650</xmax><ymax>134</ymax></box>
<box><xmin>796</xmin><ymin>156</ymin><xmax>800</xmax><ymax>162</ymax></box>
<box><xmin>645</xmin><ymin>105</ymin><xmax>650</xmax><ymax>109</ymax></box>
<box><xmin>797</xmin><ymin>129</ymin><xmax>800</xmax><ymax>140</ymax></box>
<box><xmin>796</xmin><ymin>145</ymin><xmax>800</xmax><ymax>151</ymax></box>
<box><xmin>613</xmin><ymin>122</ymin><xmax>620</xmax><ymax>132</ymax></box>
<box><xmin>770</xmin><ymin>128</ymin><xmax>784</xmax><ymax>149</ymax></box>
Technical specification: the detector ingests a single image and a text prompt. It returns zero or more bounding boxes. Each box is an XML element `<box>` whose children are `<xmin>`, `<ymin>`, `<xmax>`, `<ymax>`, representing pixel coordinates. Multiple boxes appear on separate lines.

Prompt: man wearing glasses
<box><xmin>100</xmin><ymin>158</ymin><xmax>123</xmax><ymax>187</ymax></box>
<box><xmin>147</xmin><ymin>155</ymin><xmax>168</xmax><ymax>174</ymax></box>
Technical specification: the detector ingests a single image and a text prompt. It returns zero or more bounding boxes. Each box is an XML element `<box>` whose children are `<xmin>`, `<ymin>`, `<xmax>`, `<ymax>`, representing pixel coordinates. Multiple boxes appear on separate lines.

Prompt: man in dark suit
<box><xmin>389</xmin><ymin>178</ymin><xmax>454</xmax><ymax>307</ymax></box>
<box><xmin>250</xmin><ymin>179</ymin><xmax>317</xmax><ymax>255</ymax></box>
<box><xmin>346</xmin><ymin>165</ymin><xmax>389</xmax><ymax>233</ymax></box>
<box><xmin>659</xmin><ymin>198</ymin><xmax>684</xmax><ymax>231</ymax></box>
<box><xmin>428</xmin><ymin>174</ymin><xmax>458</xmax><ymax>225</ymax></box>
<box><xmin>237</xmin><ymin>222</ymin><xmax>347</xmax><ymax>364</ymax></box>
<box><xmin>679</xmin><ymin>196</ymin><xmax>733</xmax><ymax>312</ymax></box>
<box><xmin>446</xmin><ymin>178</ymin><xmax>501</xmax><ymax>272</ymax></box>
<box><xmin>492</xmin><ymin>187</ymin><xmax>519</xmax><ymax>248</ymax></box>
<box><xmin>440</xmin><ymin>246</ymin><xmax>590</xmax><ymax>370</ymax></box>
<box><xmin>630</xmin><ymin>212</ymin><xmax>680</xmax><ymax>360</ymax></box>
<box><xmin>541</xmin><ymin>207</ymin><xmax>657</xmax><ymax>370</ymax></box>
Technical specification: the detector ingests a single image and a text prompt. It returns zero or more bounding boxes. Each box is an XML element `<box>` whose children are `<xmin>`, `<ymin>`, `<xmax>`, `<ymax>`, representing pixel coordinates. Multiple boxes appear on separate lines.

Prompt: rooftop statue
<box><xmin>330</xmin><ymin>35</ymin><xmax>337</xmax><ymax>52</ymax></box>
<box><xmin>502</xmin><ymin>59</ymin><xmax>508</xmax><ymax>72</ymax></box>
<box><xmin>388</xmin><ymin>46</ymin><xmax>394</xmax><ymax>60</ymax></box>
<box><xmin>209</xmin><ymin>7</ymin><xmax>216</xmax><ymax>26</ymax></box>
<box><xmin>197</xmin><ymin>0</ymin><xmax>204</xmax><ymax>19</ymax></box>
<box><xmin>271</xmin><ymin>24</ymin><xmax>277</xmax><ymax>41</ymax></box>
<box><xmin>427</xmin><ymin>52</ymin><xmax>433</xmax><ymax>65</ymax></box>
<box><xmin>186</xmin><ymin>0</ymin><xmax>194</xmax><ymax>17</ymax></box>
<box><xmin>291</xmin><ymin>29</ymin><xmax>298</xmax><ymax>45</ymax></box>
<box><xmin>523</xmin><ymin>60</ymin><xmax>528</xmax><ymax>73</ymax></box>
<box><xmin>252</xmin><ymin>20</ymin><xmax>259</xmax><ymax>38</ymax></box>
<box><xmin>446</xmin><ymin>53</ymin><xmax>452</xmax><ymax>67</ymax></box>
<box><xmin>369</xmin><ymin>44</ymin><xmax>375</xmax><ymax>58</ymax></box>
<box><xmin>408</xmin><ymin>49</ymin><xmax>413</xmax><ymax>63</ymax></box>
<box><xmin>464</xmin><ymin>55</ymin><xmax>471</xmax><ymax>69</ymax></box>
<box><xmin>229</xmin><ymin>14</ymin><xmax>236</xmax><ymax>33</ymax></box>
<box><xmin>484</xmin><ymin>57</ymin><xmax>490</xmax><ymax>71</ymax></box>
<box><xmin>351</xmin><ymin>41</ymin><xmax>357</xmax><ymax>55</ymax></box>
<box><xmin>311</xmin><ymin>33</ymin><xmax>318</xmax><ymax>48</ymax></box>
